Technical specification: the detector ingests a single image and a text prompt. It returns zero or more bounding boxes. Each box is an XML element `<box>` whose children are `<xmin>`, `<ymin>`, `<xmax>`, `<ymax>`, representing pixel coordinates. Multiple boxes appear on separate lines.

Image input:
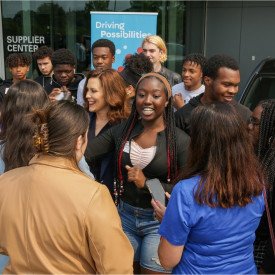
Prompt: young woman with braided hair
<box><xmin>249</xmin><ymin>99</ymin><xmax>275</xmax><ymax>273</ymax></box>
<box><xmin>0</xmin><ymin>100</ymin><xmax>133</xmax><ymax>273</ymax></box>
<box><xmin>85</xmin><ymin>72</ymin><xmax>190</xmax><ymax>273</ymax></box>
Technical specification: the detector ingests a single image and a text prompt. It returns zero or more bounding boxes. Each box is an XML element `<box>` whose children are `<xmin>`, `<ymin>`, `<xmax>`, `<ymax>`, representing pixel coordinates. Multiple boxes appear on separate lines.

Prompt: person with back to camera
<box><xmin>44</xmin><ymin>48</ymin><xmax>84</xmax><ymax>102</ymax></box>
<box><xmin>142</xmin><ymin>35</ymin><xmax>181</xmax><ymax>87</ymax></box>
<box><xmin>0</xmin><ymin>79</ymin><xmax>49</xmax><ymax>174</ymax></box>
<box><xmin>172</xmin><ymin>53</ymin><xmax>206</xmax><ymax>111</ymax></box>
<box><xmin>83</xmin><ymin>69</ymin><xmax>131</xmax><ymax>195</ymax></box>
<box><xmin>33</xmin><ymin>46</ymin><xmax>54</xmax><ymax>87</ymax></box>
<box><xmin>0</xmin><ymin>100</ymin><xmax>134</xmax><ymax>274</ymax></box>
<box><xmin>175</xmin><ymin>54</ymin><xmax>251</xmax><ymax>135</ymax></box>
<box><xmin>158</xmin><ymin>102</ymin><xmax>265</xmax><ymax>274</ymax></box>
<box><xmin>119</xmin><ymin>52</ymin><xmax>153</xmax><ymax>101</ymax></box>
<box><xmin>248</xmin><ymin>99</ymin><xmax>275</xmax><ymax>274</ymax></box>
<box><xmin>85</xmin><ymin>72</ymin><xmax>190</xmax><ymax>274</ymax></box>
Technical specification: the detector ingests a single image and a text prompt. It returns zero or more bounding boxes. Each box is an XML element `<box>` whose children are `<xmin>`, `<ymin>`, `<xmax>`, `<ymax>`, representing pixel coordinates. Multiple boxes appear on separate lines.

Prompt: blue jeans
<box><xmin>118</xmin><ymin>200</ymin><xmax>170</xmax><ymax>273</ymax></box>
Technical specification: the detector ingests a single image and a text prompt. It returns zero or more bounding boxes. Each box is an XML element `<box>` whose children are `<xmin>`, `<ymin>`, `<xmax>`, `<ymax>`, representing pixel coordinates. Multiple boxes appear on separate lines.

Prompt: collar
<box><xmin>29</xmin><ymin>154</ymin><xmax>80</xmax><ymax>173</ymax></box>
<box><xmin>128</xmin><ymin>120</ymin><xmax>166</xmax><ymax>139</ymax></box>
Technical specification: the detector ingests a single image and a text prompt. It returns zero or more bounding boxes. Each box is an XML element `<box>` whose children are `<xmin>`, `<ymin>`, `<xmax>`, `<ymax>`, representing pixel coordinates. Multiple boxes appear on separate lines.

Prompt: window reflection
<box><xmin>1</xmin><ymin>0</ymin><xmax>185</xmax><ymax>77</ymax></box>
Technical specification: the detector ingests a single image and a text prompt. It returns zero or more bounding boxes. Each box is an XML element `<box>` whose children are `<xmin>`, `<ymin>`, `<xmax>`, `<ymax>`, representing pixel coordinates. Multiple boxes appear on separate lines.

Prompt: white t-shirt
<box><xmin>77</xmin><ymin>78</ymin><xmax>86</xmax><ymax>107</ymax></box>
<box><xmin>172</xmin><ymin>82</ymin><xmax>205</xmax><ymax>104</ymax></box>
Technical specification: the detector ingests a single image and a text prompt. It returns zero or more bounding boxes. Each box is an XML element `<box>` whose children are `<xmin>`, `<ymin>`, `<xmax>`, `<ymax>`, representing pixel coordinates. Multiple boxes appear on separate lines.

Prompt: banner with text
<box><xmin>90</xmin><ymin>11</ymin><xmax>157</xmax><ymax>70</ymax></box>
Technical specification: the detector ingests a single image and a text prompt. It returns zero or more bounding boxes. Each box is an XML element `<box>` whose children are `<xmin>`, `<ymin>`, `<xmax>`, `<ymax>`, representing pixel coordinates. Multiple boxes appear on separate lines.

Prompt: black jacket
<box><xmin>44</xmin><ymin>73</ymin><xmax>84</xmax><ymax>99</ymax></box>
<box><xmin>175</xmin><ymin>93</ymin><xmax>252</xmax><ymax>135</ymax></box>
<box><xmin>86</xmin><ymin>112</ymin><xmax>117</xmax><ymax>196</ymax></box>
<box><xmin>34</xmin><ymin>75</ymin><xmax>52</xmax><ymax>88</ymax></box>
<box><xmin>85</xmin><ymin>120</ymin><xmax>190</xmax><ymax>208</ymax></box>
<box><xmin>159</xmin><ymin>66</ymin><xmax>182</xmax><ymax>87</ymax></box>
<box><xmin>0</xmin><ymin>79</ymin><xmax>13</xmax><ymax>105</ymax></box>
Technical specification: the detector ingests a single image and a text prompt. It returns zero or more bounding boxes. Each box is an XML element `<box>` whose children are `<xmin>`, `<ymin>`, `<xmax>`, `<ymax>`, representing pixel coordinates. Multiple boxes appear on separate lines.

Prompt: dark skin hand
<box><xmin>125</xmin><ymin>165</ymin><xmax>146</xmax><ymax>188</ymax></box>
<box><xmin>151</xmin><ymin>192</ymin><xmax>171</xmax><ymax>221</ymax></box>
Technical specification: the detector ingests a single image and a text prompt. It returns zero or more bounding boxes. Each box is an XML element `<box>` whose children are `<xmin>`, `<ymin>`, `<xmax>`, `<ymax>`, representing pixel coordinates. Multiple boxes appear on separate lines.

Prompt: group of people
<box><xmin>0</xmin><ymin>34</ymin><xmax>274</xmax><ymax>274</ymax></box>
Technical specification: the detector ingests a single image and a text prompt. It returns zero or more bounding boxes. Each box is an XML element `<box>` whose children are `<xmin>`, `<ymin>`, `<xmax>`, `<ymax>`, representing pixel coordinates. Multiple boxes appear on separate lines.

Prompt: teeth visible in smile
<box><xmin>142</xmin><ymin>107</ymin><xmax>154</xmax><ymax>115</ymax></box>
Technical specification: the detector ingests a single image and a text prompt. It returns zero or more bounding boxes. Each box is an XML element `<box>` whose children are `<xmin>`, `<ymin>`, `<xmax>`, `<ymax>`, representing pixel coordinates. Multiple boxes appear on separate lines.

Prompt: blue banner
<box><xmin>90</xmin><ymin>12</ymin><xmax>158</xmax><ymax>70</ymax></box>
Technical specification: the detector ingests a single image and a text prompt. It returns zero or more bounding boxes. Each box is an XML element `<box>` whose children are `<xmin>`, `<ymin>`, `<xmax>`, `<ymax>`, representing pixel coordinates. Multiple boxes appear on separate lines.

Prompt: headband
<box><xmin>136</xmin><ymin>72</ymin><xmax>172</xmax><ymax>99</ymax></box>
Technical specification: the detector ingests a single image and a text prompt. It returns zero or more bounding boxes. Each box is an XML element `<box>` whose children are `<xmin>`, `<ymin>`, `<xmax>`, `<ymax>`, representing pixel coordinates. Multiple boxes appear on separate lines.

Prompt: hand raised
<box><xmin>125</xmin><ymin>165</ymin><xmax>146</xmax><ymax>188</ymax></box>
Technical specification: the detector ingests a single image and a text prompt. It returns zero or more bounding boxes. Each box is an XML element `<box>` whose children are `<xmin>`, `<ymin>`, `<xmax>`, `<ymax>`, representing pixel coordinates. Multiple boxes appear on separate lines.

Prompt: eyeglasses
<box><xmin>248</xmin><ymin>116</ymin><xmax>260</xmax><ymax>126</ymax></box>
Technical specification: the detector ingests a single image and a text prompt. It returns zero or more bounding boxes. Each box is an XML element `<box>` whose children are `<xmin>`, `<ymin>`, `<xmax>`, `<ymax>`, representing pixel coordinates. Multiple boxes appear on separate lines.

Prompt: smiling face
<box><xmin>85</xmin><ymin>77</ymin><xmax>109</xmax><ymax>114</ymax></box>
<box><xmin>182</xmin><ymin>61</ymin><xmax>203</xmax><ymax>91</ymax></box>
<box><xmin>204</xmin><ymin>67</ymin><xmax>240</xmax><ymax>103</ymax></box>
<box><xmin>135</xmin><ymin>77</ymin><xmax>168</xmax><ymax>123</ymax></box>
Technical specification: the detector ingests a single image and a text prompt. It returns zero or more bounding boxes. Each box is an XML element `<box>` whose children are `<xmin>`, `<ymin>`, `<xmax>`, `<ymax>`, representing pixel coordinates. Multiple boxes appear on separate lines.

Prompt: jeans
<box><xmin>118</xmin><ymin>200</ymin><xmax>170</xmax><ymax>273</ymax></box>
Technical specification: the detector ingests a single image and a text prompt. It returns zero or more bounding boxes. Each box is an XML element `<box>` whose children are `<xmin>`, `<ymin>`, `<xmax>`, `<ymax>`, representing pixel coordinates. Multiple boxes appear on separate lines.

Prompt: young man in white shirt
<box><xmin>172</xmin><ymin>53</ymin><xmax>206</xmax><ymax>110</ymax></box>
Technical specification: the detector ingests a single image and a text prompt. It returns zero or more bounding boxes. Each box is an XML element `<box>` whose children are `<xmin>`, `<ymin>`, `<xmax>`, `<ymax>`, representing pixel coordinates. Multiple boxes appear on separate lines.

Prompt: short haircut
<box><xmin>91</xmin><ymin>39</ymin><xmax>116</xmax><ymax>56</ymax></box>
<box><xmin>6</xmin><ymin>53</ymin><xmax>32</xmax><ymax>68</ymax></box>
<box><xmin>33</xmin><ymin>46</ymin><xmax>54</xmax><ymax>61</ymax></box>
<box><xmin>51</xmin><ymin>48</ymin><xmax>76</xmax><ymax>67</ymax></box>
<box><xmin>182</xmin><ymin>53</ymin><xmax>207</xmax><ymax>70</ymax></box>
<box><xmin>142</xmin><ymin>35</ymin><xmax>167</xmax><ymax>63</ymax></box>
<box><xmin>203</xmin><ymin>54</ymin><xmax>239</xmax><ymax>79</ymax></box>
<box><xmin>119</xmin><ymin>53</ymin><xmax>153</xmax><ymax>87</ymax></box>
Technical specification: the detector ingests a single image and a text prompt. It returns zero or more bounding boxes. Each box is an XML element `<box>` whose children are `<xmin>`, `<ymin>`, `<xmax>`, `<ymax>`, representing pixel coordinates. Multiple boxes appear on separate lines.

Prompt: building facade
<box><xmin>1</xmin><ymin>1</ymin><xmax>275</xmax><ymax>90</ymax></box>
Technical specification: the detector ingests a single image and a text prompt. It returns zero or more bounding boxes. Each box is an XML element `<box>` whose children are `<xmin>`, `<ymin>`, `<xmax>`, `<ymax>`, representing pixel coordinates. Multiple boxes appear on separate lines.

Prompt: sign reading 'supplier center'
<box><xmin>6</xmin><ymin>35</ymin><xmax>45</xmax><ymax>52</ymax></box>
<box><xmin>90</xmin><ymin>12</ymin><xmax>158</xmax><ymax>70</ymax></box>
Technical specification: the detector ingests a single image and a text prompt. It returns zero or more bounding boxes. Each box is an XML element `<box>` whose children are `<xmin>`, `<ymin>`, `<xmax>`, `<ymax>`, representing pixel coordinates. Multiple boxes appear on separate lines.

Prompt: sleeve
<box><xmin>85</xmin><ymin>185</ymin><xmax>134</xmax><ymax>274</ymax></box>
<box><xmin>175</xmin><ymin>108</ymin><xmax>189</xmax><ymax>134</ymax></box>
<box><xmin>176</xmin><ymin>129</ymin><xmax>190</xmax><ymax>170</ymax></box>
<box><xmin>78</xmin><ymin>156</ymin><xmax>94</xmax><ymax>179</ymax></box>
<box><xmin>159</xmin><ymin>182</ymin><xmax>192</xmax><ymax>246</ymax></box>
<box><xmin>174</xmin><ymin>73</ymin><xmax>182</xmax><ymax>85</ymax></box>
<box><xmin>77</xmin><ymin>78</ymin><xmax>85</xmax><ymax>106</ymax></box>
<box><xmin>85</xmin><ymin>126</ymin><xmax>117</xmax><ymax>164</ymax></box>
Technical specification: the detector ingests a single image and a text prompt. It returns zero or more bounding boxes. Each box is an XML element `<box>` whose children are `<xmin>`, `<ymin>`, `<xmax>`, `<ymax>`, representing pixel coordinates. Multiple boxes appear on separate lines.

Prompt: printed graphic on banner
<box><xmin>90</xmin><ymin>12</ymin><xmax>157</xmax><ymax>70</ymax></box>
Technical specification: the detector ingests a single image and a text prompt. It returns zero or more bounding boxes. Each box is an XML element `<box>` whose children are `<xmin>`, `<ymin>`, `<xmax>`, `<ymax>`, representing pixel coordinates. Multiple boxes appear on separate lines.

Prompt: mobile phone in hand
<box><xmin>146</xmin><ymin>179</ymin><xmax>166</xmax><ymax>206</ymax></box>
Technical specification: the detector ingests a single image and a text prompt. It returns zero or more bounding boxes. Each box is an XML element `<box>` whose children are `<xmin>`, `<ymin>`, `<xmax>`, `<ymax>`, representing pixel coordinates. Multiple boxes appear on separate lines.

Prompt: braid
<box><xmin>165</xmin><ymin>97</ymin><xmax>178</xmax><ymax>183</ymax></box>
<box><xmin>257</xmin><ymin>100</ymin><xmax>275</xmax><ymax>215</ymax></box>
<box><xmin>114</xmin><ymin>104</ymin><xmax>138</xmax><ymax>205</ymax></box>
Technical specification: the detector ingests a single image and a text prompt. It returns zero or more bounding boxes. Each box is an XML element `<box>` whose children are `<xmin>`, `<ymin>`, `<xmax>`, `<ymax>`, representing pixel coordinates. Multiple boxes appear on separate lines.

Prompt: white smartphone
<box><xmin>146</xmin><ymin>179</ymin><xmax>166</xmax><ymax>206</ymax></box>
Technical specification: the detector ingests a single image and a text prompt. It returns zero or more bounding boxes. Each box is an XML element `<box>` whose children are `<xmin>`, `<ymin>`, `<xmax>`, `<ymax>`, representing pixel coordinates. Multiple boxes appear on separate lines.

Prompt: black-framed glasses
<box><xmin>248</xmin><ymin>116</ymin><xmax>260</xmax><ymax>126</ymax></box>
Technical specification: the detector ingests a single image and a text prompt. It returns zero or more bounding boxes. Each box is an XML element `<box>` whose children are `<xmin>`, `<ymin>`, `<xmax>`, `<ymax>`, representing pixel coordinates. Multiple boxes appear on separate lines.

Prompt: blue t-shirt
<box><xmin>159</xmin><ymin>175</ymin><xmax>264</xmax><ymax>274</ymax></box>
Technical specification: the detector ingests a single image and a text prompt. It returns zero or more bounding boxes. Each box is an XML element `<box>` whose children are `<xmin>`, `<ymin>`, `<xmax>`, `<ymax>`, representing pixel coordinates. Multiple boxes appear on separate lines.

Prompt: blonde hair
<box><xmin>142</xmin><ymin>35</ymin><xmax>167</xmax><ymax>63</ymax></box>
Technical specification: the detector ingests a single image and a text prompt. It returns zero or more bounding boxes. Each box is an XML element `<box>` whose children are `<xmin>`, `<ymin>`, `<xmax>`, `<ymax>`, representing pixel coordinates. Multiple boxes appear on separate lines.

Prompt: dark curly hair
<box><xmin>92</xmin><ymin>39</ymin><xmax>115</xmax><ymax>56</ymax></box>
<box><xmin>182</xmin><ymin>53</ymin><xmax>207</xmax><ymax>70</ymax></box>
<box><xmin>51</xmin><ymin>48</ymin><xmax>76</xmax><ymax>67</ymax></box>
<box><xmin>33</xmin><ymin>46</ymin><xmax>54</xmax><ymax>61</ymax></box>
<box><xmin>203</xmin><ymin>54</ymin><xmax>239</xmax><ymax>79</ymax></box>
<box><xmin>6</xmin><ymin>53</ymin><xmax>32</xmax><ymax>68</ymax></box>
<box><xmin>120</xmin><ymin>53</ymin><xmax>153</xmax><ymax>87</ymax></box>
